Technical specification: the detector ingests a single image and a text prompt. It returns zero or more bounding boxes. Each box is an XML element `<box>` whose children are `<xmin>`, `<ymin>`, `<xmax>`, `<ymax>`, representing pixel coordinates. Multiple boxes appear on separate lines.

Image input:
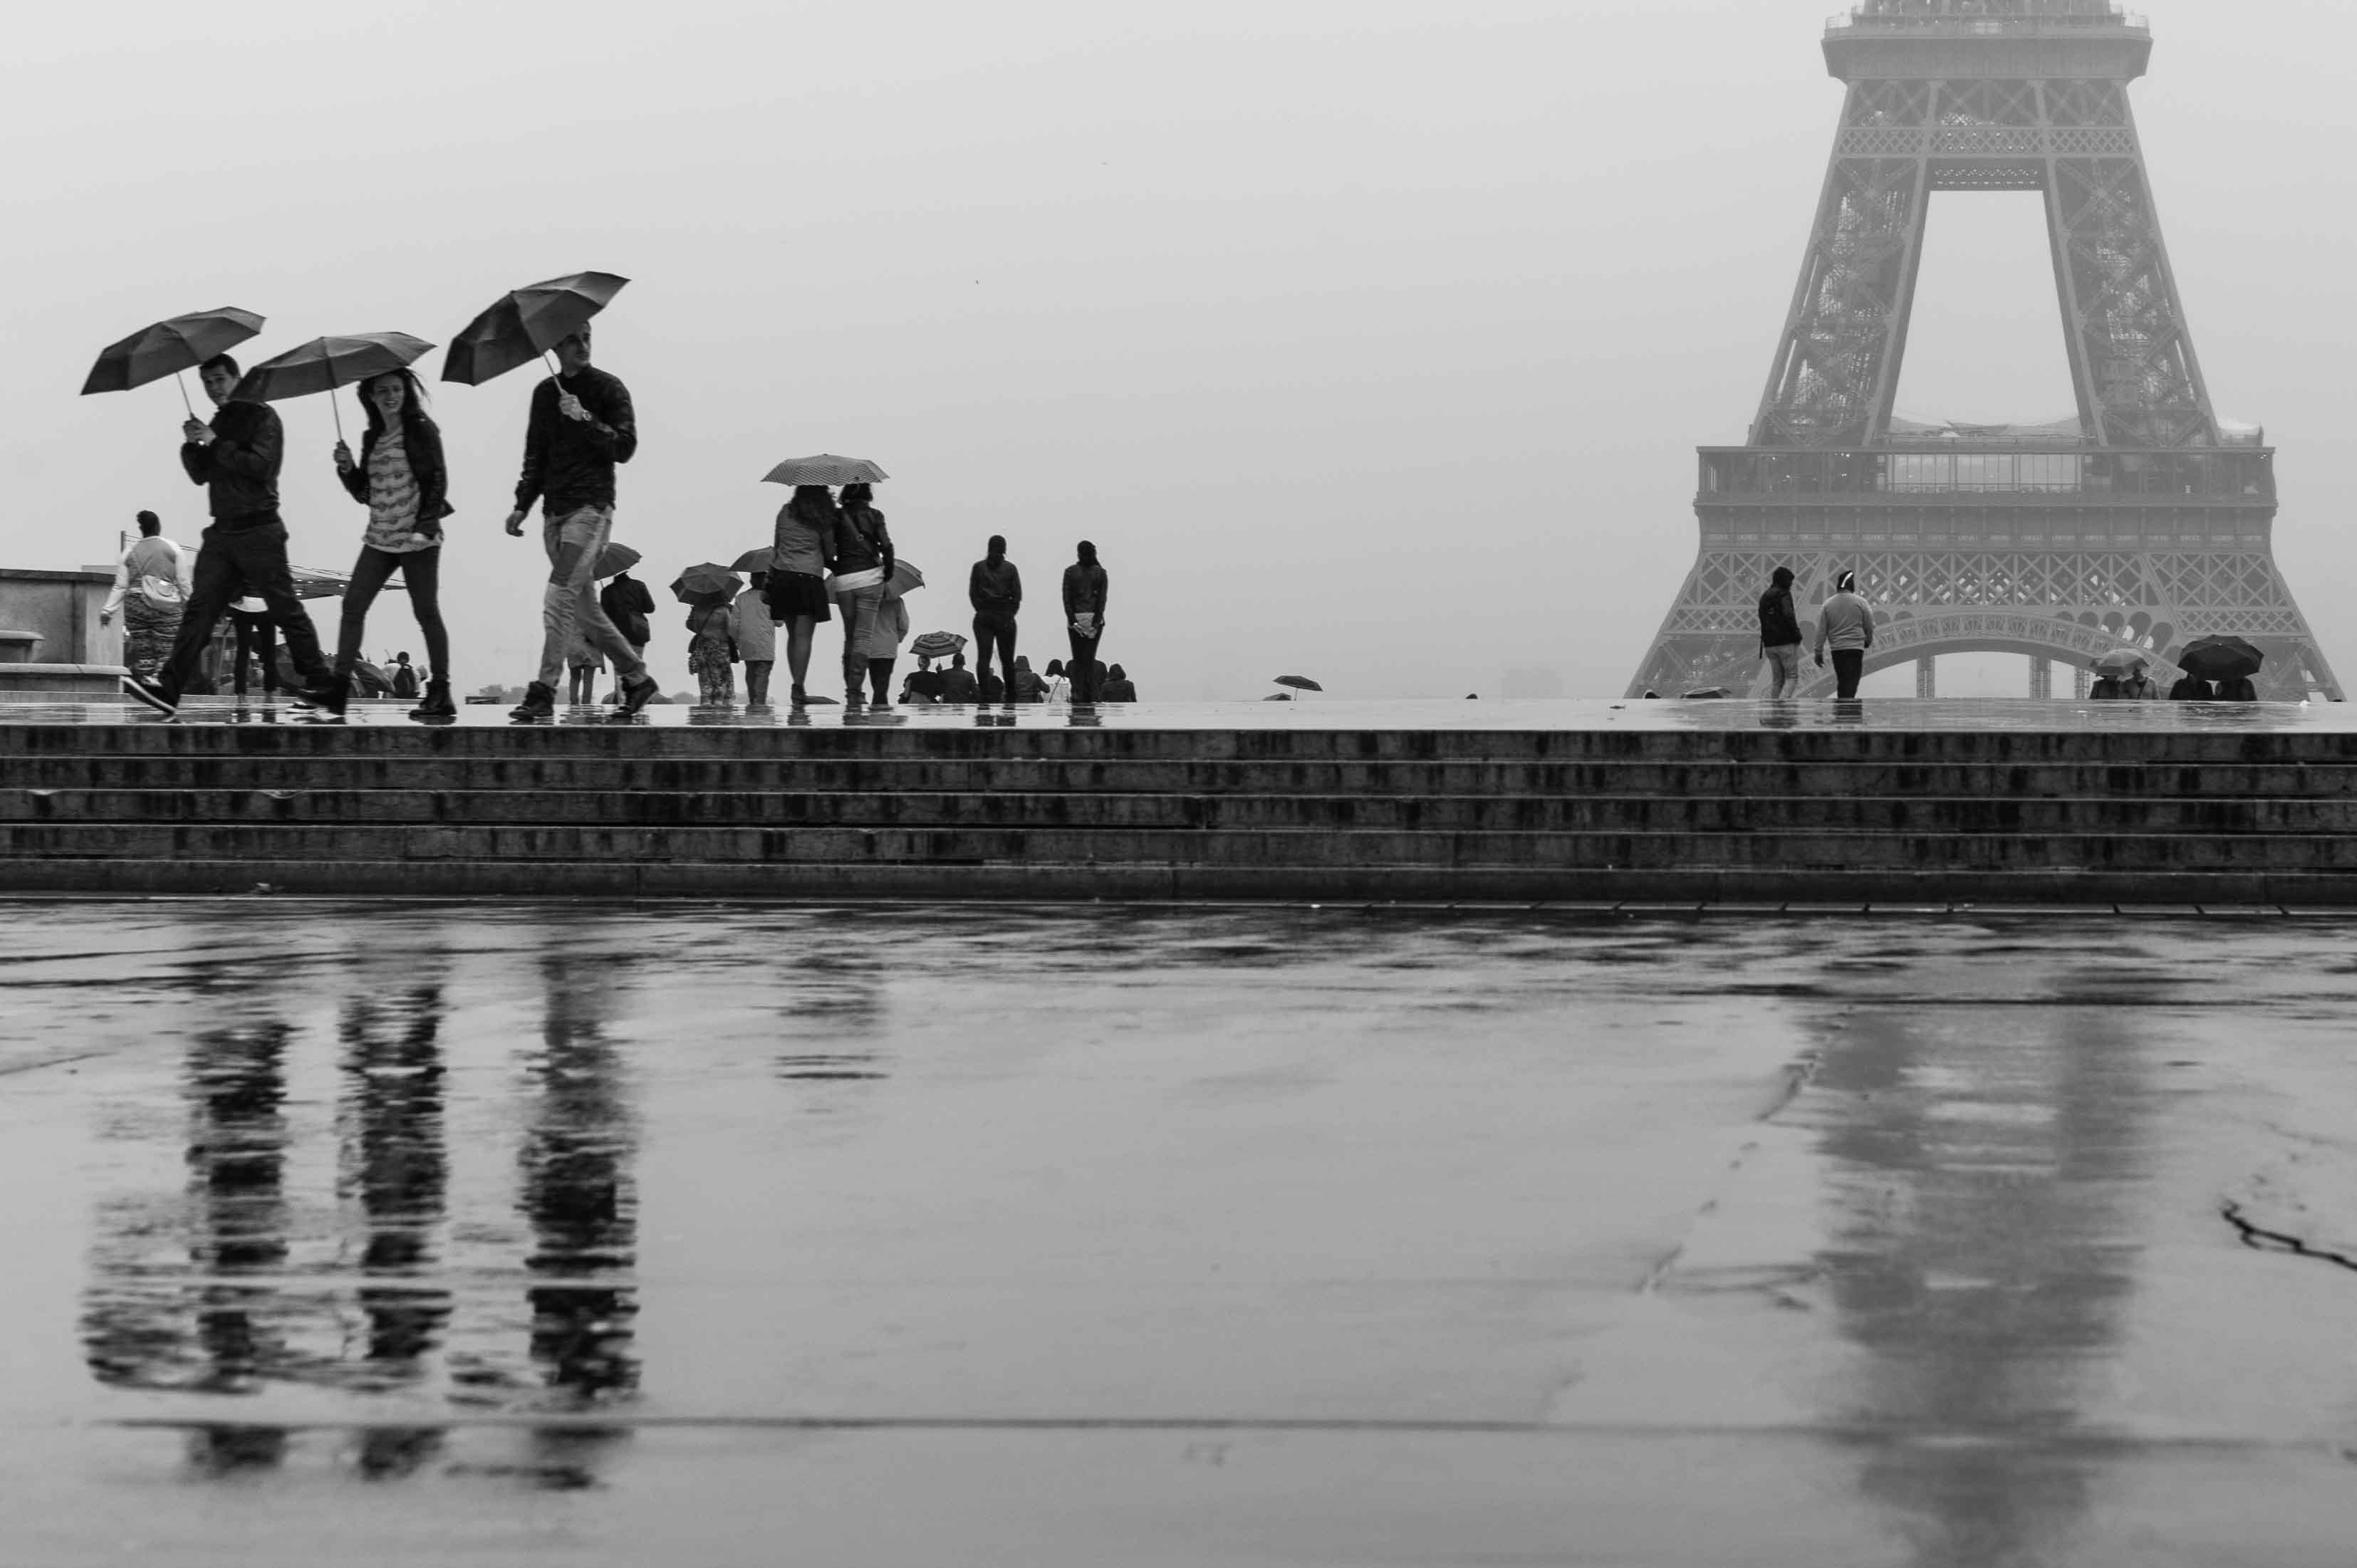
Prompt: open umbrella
<box><xmin>910</xmin><ymin>631</ymin><xmax>966</xmax><ymax>662</ymax></box>
<box><xmin>81</xmin><ymin>306</ymin><xmax>265</xmax><ymax>417</ymax></box>
<box><xmin>595</xmin><ymin>541</ymin><xmax>642</xmax><ymax>578</ymax></box>
<box><xmin>2092</xmin><ymin>647</ymin><xmax>2148</xmax><ymax>678</ymax></box>
<box><xmin>231</xmin><ymin>332</ymin><xmax>435</xmax><ymax>441</ymax></box>
<box><xmin>671</xmin><ymin>563</ymin><xmax>743</xmax><ymax>606</ymax></box>
<box><xmin>888</xmin><ymin>559</ymin><xmax>925</xmax><ymax>595</ymax></box>
<box><xmin>730</xmin><ymin>547</ymin><xmax>776</xmax><ymax>573</ymax></box>
<box><xmin>442</xmin><ymin>272</ymin><xmax>628</xmax><ymax>387</ymax></box>
<box><xmin>2175</xmin><ymin>635</ymin><xmax>2264</xmax><ymax>682</ymax></box>
<box><xmin>761</xmin><ymin>455</ymin><xmax>890</xmax><ymax>486</ymax></box>
<box><xmin>1274</xmin><ymin>674</ymin><xmax>1323</xmax><ymax>692</ymax></box>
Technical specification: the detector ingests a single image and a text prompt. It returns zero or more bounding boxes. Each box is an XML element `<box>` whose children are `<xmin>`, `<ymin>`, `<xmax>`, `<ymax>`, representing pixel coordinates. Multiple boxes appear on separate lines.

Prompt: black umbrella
<box><xmin>2175</xmin><ymin>635</ymin><xmax>2264</xmax><ymax>683</ymax></box>
<box><xmin>442</xmin><ymin>272</ymin><xmax>629</xmax><ymax>387</ymax></box>
<box><xmin>80</xmin><ymin>305</ymin><xmax>264</xmax><ymax>417</ymax></box>
<box><xmin>231</xmin><ymin>332</ymin><xmax>435</xmax><ymax>441</ymax></box>
<box><xmin>671</xmin><ymin>563</ymin><xmax>744</xmax><ymax>606</ymax></box>
<box><xmin>1274</xmin><ymin>674</ymin><xmax>1323</xmax><ymax>692</ymax></box>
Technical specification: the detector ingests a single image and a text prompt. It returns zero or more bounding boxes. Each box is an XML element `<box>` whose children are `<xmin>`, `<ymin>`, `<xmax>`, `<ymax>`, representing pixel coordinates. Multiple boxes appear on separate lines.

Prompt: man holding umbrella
<box><xmin>123</xmin><ymin>355</ymin><xmax>336</xmax><ymax>716</ymax></box>
<box><xmin>500</xmin><ymin>325</ymin><xmax>657</xmax><ymax>721</ymax></box>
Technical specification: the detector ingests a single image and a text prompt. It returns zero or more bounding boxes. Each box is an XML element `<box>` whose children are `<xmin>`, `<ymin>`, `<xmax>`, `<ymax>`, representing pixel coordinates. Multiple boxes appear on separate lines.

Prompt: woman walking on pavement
<box><xmin>324</xmin><ymin>368</ymin><xmax>456</xmax><ymax>718</ymax></box>
<box><xmin>1063</xmin><ymin>540</ymin><xmax>1108</xmax><ymax>703</ymax></box>
<box><xmin>765</xmin><ymin>484</ymin><xmax>838</xmax><ymax>709</ymax></box>
<box><xmin>832</xmin><ymin>482</ymin><xmax>894</xmax><ymax>708</ymax></box>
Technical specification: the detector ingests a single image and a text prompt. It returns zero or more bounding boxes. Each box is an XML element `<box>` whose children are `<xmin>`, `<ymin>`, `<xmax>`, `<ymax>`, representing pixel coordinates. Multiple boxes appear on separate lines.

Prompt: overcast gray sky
<box><xmin>8</xmin><ymin>0</ymin><xmax>2352</xmax><ymax>699</ymax></box>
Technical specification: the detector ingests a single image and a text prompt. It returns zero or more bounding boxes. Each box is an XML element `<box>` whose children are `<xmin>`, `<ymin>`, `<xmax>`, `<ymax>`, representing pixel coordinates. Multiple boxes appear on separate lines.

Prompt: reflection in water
<box><xmin>516</xmin><ymin>951</ymin><xmax>641</xmax><ymax>1487</ymax></box>
<box><xmin>1811</xmin><ymin>994</ymin><xmax>2150</xmax><ymax>1564</ymax></box>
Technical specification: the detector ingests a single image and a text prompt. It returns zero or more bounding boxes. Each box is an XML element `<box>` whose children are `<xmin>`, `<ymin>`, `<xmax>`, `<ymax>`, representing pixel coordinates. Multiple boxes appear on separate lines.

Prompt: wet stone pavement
<box><xmin>4</xmin><ymin>901</ymin><xmax>2357</xmax><ymax>1565</ymax></box>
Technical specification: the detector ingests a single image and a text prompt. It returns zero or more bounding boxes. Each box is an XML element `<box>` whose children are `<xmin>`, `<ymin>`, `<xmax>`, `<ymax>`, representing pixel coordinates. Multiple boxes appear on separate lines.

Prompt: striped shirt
<box><xmin>365</xmin><ymin>427</ymin><xmax>428</xmax><ymax>553</ymax></box>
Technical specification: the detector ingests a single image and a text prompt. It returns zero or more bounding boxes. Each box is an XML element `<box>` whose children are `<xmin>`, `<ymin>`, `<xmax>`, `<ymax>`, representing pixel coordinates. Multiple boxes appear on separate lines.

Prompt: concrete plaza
<box><xmin>4</xmin><ymin>899</ymin><xmax>2356</xmax><ymax>1564</ymax></box>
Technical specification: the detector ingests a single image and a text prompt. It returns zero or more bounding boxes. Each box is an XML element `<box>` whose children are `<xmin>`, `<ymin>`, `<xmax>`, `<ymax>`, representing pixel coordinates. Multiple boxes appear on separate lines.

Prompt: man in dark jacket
<box><xmin>937</xmin><ymin>652</ymin><xmax>979</xmax><ymax>702</ymax></box>
<box><xmin>1101</xmin><ymin>663</ymin><xmax>1138</xmax><ymax>703</ymax></box>
<box><xmin>500</xmin><ymin>325</ymin><xmax>658</xmax><ymax>722</ymax></box>
<box><xmin>1757</xmin><ymin>565</ymin><xmax>1804</xmax><ymax>699</ymax></box>
<box><xmin>123</xmin><ymin>355</ymin><xmax>338</xmax><ymax>717</ymax></box>
<box><xmin>1061</xmin><ymin>540</ymin><xmax>1109</xmax><ymax>703</ymax></box>
<box><xmin>598</xmin><ymin>568</ymin><xmax>656</xmax><ymax>663</ymax></box>
<box><xmin>969</xmin><ymin>535</ymin><xmax>1022</xmax><ymax>705</ymax></box>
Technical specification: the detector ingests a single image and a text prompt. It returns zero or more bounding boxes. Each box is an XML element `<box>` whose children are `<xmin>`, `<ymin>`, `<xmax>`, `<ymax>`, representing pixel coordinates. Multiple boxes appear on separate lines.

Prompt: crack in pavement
<box><xmin>2222</xmin><ymin>1202</ymin><xmax>2357</xmax><ymax>1277</ymax></box>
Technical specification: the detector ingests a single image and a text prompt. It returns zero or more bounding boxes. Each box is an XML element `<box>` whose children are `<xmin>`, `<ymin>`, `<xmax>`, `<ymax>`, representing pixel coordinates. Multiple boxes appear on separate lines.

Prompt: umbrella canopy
<box><xmin>1273</xmin><ymin>674</ymin><xmax>1323</xmax><ymax>692</ymax></box>
<box><xmin>441</xmin><ymin>271</ymin><xmax>629</xmax><ymax>386</ymax></box>
<box><xmin>730</xmin><ymin>547</ymin><xmax>776</xmax><ymax>573</ymax></box>
<box><xmin>2092</xmin><ymin>648</ymin><xmax>2148</xmax><ymax>678</ymax></box>
<box><xmin>910</xmin><ymin>631</ymin><xmax>967</xmax><ymax>662</ymax></box>
<box><xmin>595</xmin><ymin>541</ymin><xmax>642</xmax><ymax>578</ymax></box>
<box><xmin>81</xmin><ymin>306</ymin><xmax>265</xmax><ymax>397</ymax></box>
<box><xmin>671</xmin><ymin>563</ymin><xmax>744</xmax><ymax>606</ymax></box>
<box><xmin>2175</xmin><ymin>635</ymin><xmax>2264</xmax><ymax>682</ymax></box>
<box><xmin>286</xmin><ymin>564</ymin><xmax>377</xmax><ymax>601</ymax></box>
<box><xmin>349</xmin><ymin>659</ymin><xmax>391</xmax><ymax>696</ymax></box>
<box><xmin>761</xmin><ymin>455</ymin><xmax>890</xmax><ymax>487</ymax></box>
<box><xmin>888</xmin><ymin>558</ymin><xmax>925</xmax><ymax>595</ymax></box>
<box><xmin>231</xmin><ymin>333</ymin><xmax>435</xmax><ymax>403</ymax></box>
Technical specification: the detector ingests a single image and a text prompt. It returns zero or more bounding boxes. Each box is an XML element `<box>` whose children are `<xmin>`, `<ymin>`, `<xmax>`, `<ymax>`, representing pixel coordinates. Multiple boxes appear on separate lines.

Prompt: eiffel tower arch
<box><xmin>1628</xmin><ymin>0</ymin><xmax>2342</xmax><ymax>702</ymax></box>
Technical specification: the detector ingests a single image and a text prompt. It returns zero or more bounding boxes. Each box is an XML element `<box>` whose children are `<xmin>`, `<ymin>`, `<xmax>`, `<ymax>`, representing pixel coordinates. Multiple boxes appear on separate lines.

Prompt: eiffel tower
<box><xmin>1628</xmin><ymin>0</ymin><xmax>2342</xmax><ymax>702</ymax></box>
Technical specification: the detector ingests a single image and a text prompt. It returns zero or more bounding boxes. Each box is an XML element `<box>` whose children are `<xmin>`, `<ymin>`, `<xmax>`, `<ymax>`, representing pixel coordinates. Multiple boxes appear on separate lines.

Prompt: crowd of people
<box><xmin>108</xmin><ymin>325</ymin><xmax>1136</xmax><ymax>722</ymax></box>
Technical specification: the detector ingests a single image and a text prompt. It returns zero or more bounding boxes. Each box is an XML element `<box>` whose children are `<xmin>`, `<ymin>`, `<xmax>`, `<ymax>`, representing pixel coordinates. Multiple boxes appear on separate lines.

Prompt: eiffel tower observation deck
<box><xmin>1628</xmin><ymin>0</ymin><xmax>2343</xmax><ymax>701</ymax></box>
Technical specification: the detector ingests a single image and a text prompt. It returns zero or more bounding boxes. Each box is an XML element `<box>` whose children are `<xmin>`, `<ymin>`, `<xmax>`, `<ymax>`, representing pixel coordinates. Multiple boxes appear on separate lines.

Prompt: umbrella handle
<box><xmin>330</xmin><ymin>390</ymin><xmax>345</xmax><ymax>444</ymax></box>
<box><xmin>175</xmin><ymin>371</ymin><xmax>195</xmax><ymax>419</ymax></box>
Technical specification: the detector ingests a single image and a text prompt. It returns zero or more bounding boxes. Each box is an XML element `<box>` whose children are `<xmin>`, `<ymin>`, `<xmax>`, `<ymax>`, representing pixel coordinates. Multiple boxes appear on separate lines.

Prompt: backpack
<box><xmin>391</xmin><ymin>664</ymin><xmax>420</xmax><ymax>699</ymax></box>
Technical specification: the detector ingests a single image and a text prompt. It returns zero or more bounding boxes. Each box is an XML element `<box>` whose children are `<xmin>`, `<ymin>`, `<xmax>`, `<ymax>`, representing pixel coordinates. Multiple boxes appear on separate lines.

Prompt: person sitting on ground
<box><xmin>937</xmin><ymin>652</ymin><xmax>978</xmax><ymax>702</ymax></box>
<box><xmin>388</xmin><ymin>651</ymin><xmax>420</xmax><ymax>700</ymax></box>
<box><xmin>1041</xmin><ymin>658</ymin><xmax>1071</xmax><ymax>703</ymax></box>
<box><xmin>2167</xmin><ymin>673</ymin><xmax>2213</xmax><ymax>701</ymax></box>
<box><xmin>902</xmin><ymin>653</ymin><xmax>947</xmax><ymax>704</ymax></box>
<box><xmin>977</xmin><ymin>667</ymin><xmax>1004</xmax><ymax>703</ymax></box>
<box><xmin>1010</xmin><ymin>654</ymin><xmax>1044</xmax><ymax>703</ymax></box>
<box><xmin>1100</xmin><ymin>663</ymin><xmax>1138</xmax><ymax>702</ymax></box>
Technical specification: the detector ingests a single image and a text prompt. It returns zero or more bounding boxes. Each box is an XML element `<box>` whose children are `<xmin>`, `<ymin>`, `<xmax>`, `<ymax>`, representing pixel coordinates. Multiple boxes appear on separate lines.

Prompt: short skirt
<box><xmin>765</xmin><ymin>570</ymin><xmax>833</xmax><ymax>622</ymax></box>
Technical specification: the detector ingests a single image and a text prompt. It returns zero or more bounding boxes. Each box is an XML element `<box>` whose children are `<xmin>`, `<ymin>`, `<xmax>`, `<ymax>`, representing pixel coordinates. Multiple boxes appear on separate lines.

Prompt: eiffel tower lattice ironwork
<box><xmin>1628</xmin><ymin>0</ymin><xmax>2342</xmax><ymax>701</ymax></box>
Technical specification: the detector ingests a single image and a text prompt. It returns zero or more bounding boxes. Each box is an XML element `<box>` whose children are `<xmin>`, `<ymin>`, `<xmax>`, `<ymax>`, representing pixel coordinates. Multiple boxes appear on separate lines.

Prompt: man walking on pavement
<box><xmin>123</xmin><ymin>356</ymin><xmax>338</xmax><ymax>717</ymax></box>
<box><xmin>501</xmin><ymin>325</ymin><xmax>659</xmax><ymax>722</ymax></box>
<box><xmin>969</xmin><ymin>535</ymin><xmax>1021</xmax><ymax>705</ymax></box>
<box><xmin>1757</xmin><ymin>565</ymin><xmax>1804</xmax><ymax>699</ymax></box>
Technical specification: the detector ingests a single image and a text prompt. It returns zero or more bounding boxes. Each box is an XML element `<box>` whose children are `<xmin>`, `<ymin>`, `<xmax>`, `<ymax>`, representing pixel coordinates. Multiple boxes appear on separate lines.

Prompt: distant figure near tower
<box><xmin>1628</xmin><ymin>0</ymin><xmax>2341</xmax><ymax>702</ymax></box>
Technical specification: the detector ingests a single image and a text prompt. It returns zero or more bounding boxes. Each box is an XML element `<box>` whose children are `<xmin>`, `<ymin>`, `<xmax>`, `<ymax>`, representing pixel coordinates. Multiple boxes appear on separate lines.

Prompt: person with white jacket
<box><xmin>1812</xmin><ymin>569</ymin><xmax>1876</xmax><ymax>699</ymax></box>
<box><xmin>101</xmin><ymin>511</ymin><xmax>192</xmax><ymax>679</ymax></box>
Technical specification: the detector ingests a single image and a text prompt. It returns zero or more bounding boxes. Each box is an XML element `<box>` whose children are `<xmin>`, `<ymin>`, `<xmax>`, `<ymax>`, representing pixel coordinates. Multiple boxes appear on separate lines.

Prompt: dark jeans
<box><xmin>868</xmin><ymin>657</ymin><xmax>895</xmax><ymax>704</ymax></box>
<box><xmin>157</xmin><ymin>517</ymin><xmax>330</xmax><ymax>699</ymax></box>
<box><xmin>1067</xmin><ymin>630</ymin><xmax>1103</xmax><ymax>702</ymax></box>
<box><xmin>973</xmin><ymin>612</ymin><xmax>1017</xmax><ymax>701</ymax></box>
<box><xmin>228</xmin><ymin>610</ymin><xmax>276</xmax><ymax>696</ymax></box>
<box><xmin>338</xmin><ymin>545</ymin><xmax>448</xmax><ymax>685</ymax></box>
<box><xmin>1831</xmin><ymin>648</ymin><xmax>1865</xmax><ymax>700</ymax></box>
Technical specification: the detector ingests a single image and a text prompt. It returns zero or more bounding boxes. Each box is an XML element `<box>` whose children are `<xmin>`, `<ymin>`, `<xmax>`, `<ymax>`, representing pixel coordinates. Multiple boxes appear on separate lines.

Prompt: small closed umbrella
<box><xmin>2175</xmin><ymin>635</ymin><xmax>2264</xmax><ymax>683</ymax></box>
<box><xmin>442</xmin><ymin>271</ymin><xmax>629</xmax><ymax>387</ymax></box>
<box><xmin>730</xmin><ymin>547</ymin><xmax>776</xmax><ymax>573</ymax></box>
<box><xmin>1274</xmin><ymin>675</ymin><xmax>1322</xmax><ymax>692</ymax></box>
<box><xmin>80</xmin><ymin>305</ymin><xmax>265</xmax><ymax>417</ymax></box>
<box><xmin>761</xmin><ymin>455</ymin><xmax>890</xmax><ymax>487</ymax></box>
<box><xmin>910</xmin><ymin>631</ymin><xmax>966</xmax><ymax>661</ymax></box>
<box><xmin>595</xmin><ymin>541</ymin><xmax>642</xmax><ymax>579</ymax></box>
<box><xmin>231</xmin><ymin>332</ymin><xmax>435</xmax><ymax>441</ymax></box>
<box><xmin>671</xmin><ymin>563</ymin><xmax>743</xmax><ymax>607</ymax></box>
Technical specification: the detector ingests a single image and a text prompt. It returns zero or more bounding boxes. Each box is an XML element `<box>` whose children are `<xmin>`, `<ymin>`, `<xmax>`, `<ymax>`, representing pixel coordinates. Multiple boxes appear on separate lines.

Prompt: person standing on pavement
<box><xmin>831</xmin><ymin>482</ymin><xmax>894</xmax><ymax>708</ymax></box>
<box><xmin>736</xmin><ymin>571</ymin><xmax>777</xmax><ymax>706</ymax></box>
<box><xmin>969</xmin><ymin>535</ymin><xmax>1021</xmax><ymax>705</ymax></box>
<box><xmin>100</xmin><ymin>510</ymin><xmax>192</xmax><ymax>680</ymax></box>
<box><xmin>323</xmin><ymin>368</ymin><xmax>456</xmax><ymax>719</ymax></box>
<box><xmin>1757</xmin><ymin>565</ymin><xmax>1804</xmax><ymax>699</ymax></box>
<box><xmin>1811</xmin><ymin>569</ymin><xmax>1875</xmax><ymax>701</ymax></box>
<box><xmin>864</xmin><ymin>587</ymin><xmax>910</xmax><ymax>707</ymax></box>
<box><xmin>123</xmin><ymin>355</ymin><xmax>338</xmax><ymax>717</ymax></box>
<box><xmin>766</xmin><ymin>486</ymin><xmax>838</xmax><ymax>709</ymax></box>
<box><xmin>1062</xmin><ymin>540</ymin><xmax>1108</xmax><ymax>702</ymax></box>
<box><xmin>686</xmin><ymin>595</ymin><xmax>738</xmax><ymax>707</ymax></box>
<box><xmin>598</xmin><ymin>568</ymin><xmax>655</xmax><ymax>669</ymax></box>
<box><xmin>500</xmin><ymin>325</ymin><xmax>658</xmax><ymax>722</ymax></box>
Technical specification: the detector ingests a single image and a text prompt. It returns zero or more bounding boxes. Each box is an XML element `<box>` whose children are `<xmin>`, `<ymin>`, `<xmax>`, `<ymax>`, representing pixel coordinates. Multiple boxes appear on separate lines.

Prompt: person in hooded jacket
<box><xmin>1062</xmin><ymin>540</ymin><xmax>1109</xmax><ymax>702</ymax></box>
<box><xmin>1100</xmin><ymin>664</ymin><xmax>1138</xmax><ymax>702</ymax></box>
<box><xmin>326</xmin><ymin>368</ymin><xmax>456</xmax><ymax>718</ymax></box>
<box><xmin>1811</xmin><ymin>569</ymin><xmax>1875</xmax><ymax>700</ymax></box>
<box><xmin>1757</xmin><ymin>565</ymin><xmax>1804</xmax><ymax>698</ymax></box>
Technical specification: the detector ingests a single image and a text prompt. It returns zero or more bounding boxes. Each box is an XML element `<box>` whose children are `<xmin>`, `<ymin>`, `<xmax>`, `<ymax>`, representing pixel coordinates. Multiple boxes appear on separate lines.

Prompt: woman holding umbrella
<box><xmin>766</xmin><ymin>485</ymin><xmax>838</xmax><ymax>709</ymax></box>
<box><xmin>325</xmin><ymin>368</ymin><xmax>457</xmax><ymax>718</ymax></box>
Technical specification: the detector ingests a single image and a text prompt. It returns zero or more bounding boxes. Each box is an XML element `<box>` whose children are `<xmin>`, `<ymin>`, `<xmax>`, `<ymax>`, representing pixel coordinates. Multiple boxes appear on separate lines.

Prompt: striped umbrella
<box><xmin>910</xmin><ymin>631</ymin><xmax>967</xmax><ymax>661</ymax></box>
<box><xmin>761</xmin><ymin>455</ymin><xmax>890</xmax><ymax>486</ymax></box>
<box><xmin>671</xmin><ymin>563</ymin><xmax>743</xmax><ymax>607</ymax></box>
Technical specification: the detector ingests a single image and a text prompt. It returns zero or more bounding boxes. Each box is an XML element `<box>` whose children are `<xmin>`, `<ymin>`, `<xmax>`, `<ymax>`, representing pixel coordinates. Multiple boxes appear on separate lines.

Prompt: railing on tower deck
<box><xmin>1828</xmin><ymin>1</ymin><xmax>2149</xmax><ymax>36</ymax></box>
<box><xmin>1700</xmin><ymin>446</ymin><xmax>2274</xmax><ymax>501</ymax></box>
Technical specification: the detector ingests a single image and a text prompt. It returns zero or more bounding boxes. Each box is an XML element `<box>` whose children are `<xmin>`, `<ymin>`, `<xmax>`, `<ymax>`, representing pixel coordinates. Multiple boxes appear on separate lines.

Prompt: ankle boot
<box><xmin>410</xmin><ymin>680</ymin><xmax>455</xmax><ymax>719</ymax></box>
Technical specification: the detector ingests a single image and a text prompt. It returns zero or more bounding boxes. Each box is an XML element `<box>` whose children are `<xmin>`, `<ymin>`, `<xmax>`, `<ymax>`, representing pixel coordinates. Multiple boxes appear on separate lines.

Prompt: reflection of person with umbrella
<box><xmin>325</xmin><ymin>366</ymin><xmax>457</xmax><ymax>719</ymax></box>
<box><xmin>444</xmin><ymin>274</ymin><xmax>657</xmax><ymax>723</ymax></box>
<box><xmin>122</xmin><ymin>355</ymin><xmax>339</xmax><ymax>718</ymax></box>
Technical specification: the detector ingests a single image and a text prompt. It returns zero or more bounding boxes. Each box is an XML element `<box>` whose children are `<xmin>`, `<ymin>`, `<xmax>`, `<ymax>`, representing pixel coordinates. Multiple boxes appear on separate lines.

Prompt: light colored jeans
<box><xmin>537</xmin><ymin>506</ymin><xmax>646</xmax><ymax>691</ymax></box>
<box><xmin>837</xmin><ymin>585</ymin><xmax>884</xmax><ymax>695</ymax></box>
<box><xmin>1762</xmin><ymin>644</ymin><xmax>1803</xmax><ymax>698</ymax></box>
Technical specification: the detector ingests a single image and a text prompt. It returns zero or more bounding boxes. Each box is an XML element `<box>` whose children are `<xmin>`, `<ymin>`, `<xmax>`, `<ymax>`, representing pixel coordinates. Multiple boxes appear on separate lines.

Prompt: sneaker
<box><xmin>122</xmin><ymin>674</ymin><xmax>177</xmax><ymax>717</ymax></box>
<box><xmin>509</xmin><ymin>681</ymin><xmax>558</xmax><ymax>722</ymax></box>
<box><xmin>614</xmin><ymin>673</ymin><xmax>660</xmax><ymax>717</ymax></box>
<box><xmin>289</xmin><ymin>680</ymin><xmax>344</xmax><ymax>714</ymax></box>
